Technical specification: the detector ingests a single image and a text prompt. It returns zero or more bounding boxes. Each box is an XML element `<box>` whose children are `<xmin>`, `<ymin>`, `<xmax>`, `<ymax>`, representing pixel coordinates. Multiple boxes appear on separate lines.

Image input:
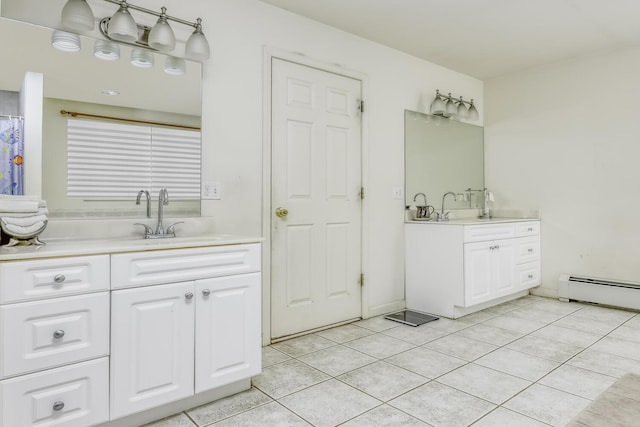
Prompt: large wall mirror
<box><xmin>0</xmin><ymin>4</ymin><xmax>202</xmax><ymax>218</ymax></box>
<box><xmin>405</xmin><ymin>110</ymin><xmax>484</xmax><ymax>210</ymax></box>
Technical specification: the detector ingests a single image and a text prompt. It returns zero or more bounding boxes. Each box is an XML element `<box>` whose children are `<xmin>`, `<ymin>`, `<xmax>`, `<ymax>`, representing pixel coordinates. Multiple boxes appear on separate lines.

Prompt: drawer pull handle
<box><xmin>53</xmin><ymin>274</ymin><xmax>66</xmax><ymax>284</ymax></box>
<box><xmin>52</xmin><ymin>401</ymin><xmax>65</xmax><ymax>411</ymax></box>
<box><xmin>185</xmin><ymin>292</ymin><xmax>194</xmax><ymax>300</ymax></box>
<box><xmin>528</xmin><ymin>248</ymin><xmax>534</xmax><ymax>253</ymax></box>
<box><xmin>202</xmin><ymin>289</ymin><xmax>211</xmax><ymax>297</ymax></box>
<box><xmin>528</xmin><ymin>274</ymin><xmax>534</xmax><ymax>279</ymax></box>
<box><xmin>527</xmin><ymin>227</ymin><xmax>533</xmax><ymax>231</ymax></box>
<box><xmin>53</xmin><ymin>330</ymin><xmax>65</xmax><ymax>339</ymax></box>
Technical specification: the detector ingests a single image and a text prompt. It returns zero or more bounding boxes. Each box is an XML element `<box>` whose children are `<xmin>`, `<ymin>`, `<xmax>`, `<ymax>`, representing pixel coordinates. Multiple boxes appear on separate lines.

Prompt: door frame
<box><xmin>261</xmin><ymin>47</ymin><xmax>371</xmax><ymax>345</ymax></box>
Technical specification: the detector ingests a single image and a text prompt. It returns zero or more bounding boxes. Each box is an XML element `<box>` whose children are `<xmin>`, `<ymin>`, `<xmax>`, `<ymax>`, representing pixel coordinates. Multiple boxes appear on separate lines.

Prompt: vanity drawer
<box><xmin>0</xmin><ymin>292</ymin><xmax>109</xmax><ymax>378</ymax></box>
<box><xmin>0</xmin><ymin>357</ymin><xmax>109</xmax><ymax>427</ymax></box>
<box><xmin>0</xmin><ymin>255</ymin><xmax>110</xmax><ymax>304</ymax></box>
<box><xmin>516</xmin><ymin>261</ymin><xmax>541</xmax><ymax>289</ymax></box>
<box><xmin>515</xmin><ymin>221</ymin><xmax>540</xmax><ymax>237</ymax></box>
<box><xmin>515</xmin><ymin>237</ymin><xmax>541</xmax><ymax>264</ymax></box>
<box><xmin>464</xmin><ymin>223</ymin><xmax>515</xmax><ymax>243</ymax></box>
<box><xmin>111</xmin><ymin>243</ymin><xmax>261</xmax><ymax>289</ymax></box>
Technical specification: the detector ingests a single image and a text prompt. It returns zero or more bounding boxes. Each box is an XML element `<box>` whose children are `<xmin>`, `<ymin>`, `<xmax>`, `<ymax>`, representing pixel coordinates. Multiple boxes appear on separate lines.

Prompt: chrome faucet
<box><xmin>437</xmin><ymin>191</ymin><xmax>457</xmax><ymax>221</ymax></box>
<box><xmin>135</xmin><ymin>188</ymin><xmax>183</xmax><ymax>238</ymax></box>
<box><xmin>135</xmin><ymin>190</ymin><xmax>151</xmax><ymax>218</ymax></box>
<box><xmin>413</xmin><ymin>192</ymin><xmax>427</xmax><ymax>205</ymax></box>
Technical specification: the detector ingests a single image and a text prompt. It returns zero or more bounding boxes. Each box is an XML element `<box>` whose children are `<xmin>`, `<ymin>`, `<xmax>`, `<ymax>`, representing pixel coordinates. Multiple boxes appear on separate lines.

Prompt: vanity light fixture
<box><xmin>148</xmin><ymin>7</ymin><xmax>175</xmax><ymax>51</ymax></box>
<box><xmin>61</xmin><ymin>0</ymin><xmax>95</xmax><ymax>32</ymax></box>
<box><xmin>107</xmin><ymin>0</ymin><xmax>138</xmax><ymax>42</ymax></box>
<box><xmin>430</xmin><ymin>89</ymin><xmax>479</xmax><ymax>121</ymax></box>
<box><xmin>51</xmin><ymin>30</ymin><xmax>81</xmax><ymax>52</ymax></box>
<box><xmin>130</xmin><ymin>48</ymin><xmax>154</xmax><ymax>68</ymax></box>
<box><xmin>94</xmin><ymin>40</ymin><xmax>120</xmax><ymax>60</ymax></box>
<box><xmin>164</xmin><ymin>56</ymin><xmax>186</xmax><ymax>75</ymax></box>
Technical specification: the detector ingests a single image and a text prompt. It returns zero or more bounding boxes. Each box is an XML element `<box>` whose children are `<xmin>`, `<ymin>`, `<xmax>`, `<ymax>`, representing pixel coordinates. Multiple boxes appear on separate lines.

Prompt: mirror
<box><xmin>405</xmin><ymin>110</ymin><xmax>484</xmax><ymax>211</ymax></box>
<box><xmin>0</xmin><ymin>12</ymin><xmax>202</xmax><ymax>218</ymax></box>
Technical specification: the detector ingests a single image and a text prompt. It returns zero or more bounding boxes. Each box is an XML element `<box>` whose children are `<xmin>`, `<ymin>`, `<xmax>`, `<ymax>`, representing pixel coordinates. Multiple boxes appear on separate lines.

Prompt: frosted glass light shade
<box><xmin>164</xmin><ymin>56</ymin><xmax>186</xmax><ymax>75</ymax></box>
<box><xmin>130</xmin><ymin>48</ymin><xmax>154</xmax><ymax>68</ymax></box>
<box><xmin>61</xmin><ymin>0</ymin><xmax>95</xmax><ymax>32</ymax></box>
<box><xmin>443</xmin><ymin>98</ymin><xmax>457</xmax><ymax>118</ymax></box>
<box><xmin>468</xmin><ymin>102</ymin><xmax>480</xmax><ymax>121</ymax></box>
<box><xmin>456</xmin><ymin>102</ymin><xmax>469</xmax><ymax>120</ymax></box>
<box><xmin>94</xmin><ymin>40</ymin><xmax>120</xmax><ymax>60</ymax></box>
<box><xmin>148</xmin><ymin>9</ymin><xmax>175</xmax><ymax>51</ymax></box>
<box><xmin>108</xmin><ymin>4</ymin><xmax>138</xmax><ymax>43</ymax></box>
<box><xmin>185</xmin><ymin>20</ymin><xmax>210</xmax><ymax>61</ymax></box>
<box><xmin>51</xmin><ymin>30</ymin><xmax>81</xmax><ymax>52</ymax></box>
<box><xmin>430</xmin><ymin>96</ymin><xmax>445</xmax><ymax>115</ymax></box>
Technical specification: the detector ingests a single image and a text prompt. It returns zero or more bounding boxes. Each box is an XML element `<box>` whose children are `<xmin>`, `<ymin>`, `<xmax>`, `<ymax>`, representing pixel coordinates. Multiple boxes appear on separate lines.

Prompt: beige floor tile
<box><xmin>337</xmin><ymin>361</ymin><xmax>427</xmax><ymax>401</ymax></box>
<box><xmin>506</xmin><ymin>335</ymin><xmax>583</xmax><ymax>362</ymax></box>
<box><xmin>211</xmin><ymin>401</ymin><xmax>310</xmax><ymax>426</ymax></box>
<box><xmin>482</xmin><ymin>314</ymin><xmax>548</xmax><ymax>334</ymax></box>
<box><xmin>531</xmin><ymin>324</ymin><xmax>601</xmax><ymax>348</ymax></box>
<box><xmin>572</xmin><ymin>305</ymin><xmax>636</xmax><ymax>324</ymax></box>
<box><xmin>343</xmin><ymin>333</ymin><xmax>416</xmax><ymax>359</ymax></box>
<box><xmin>142</xmin><ymin>413</ymin><xmax>196</xmax><ymax>427</ymax></box>
<box><xmin>388</xmin><ymin>381</ymin><xmax>496</xmax><ymax>426</ymax></box>
<box><xmin>423</xmin><ymin>334</ymin><xmax>498</xmax><ymax>362</ymax></box>
<box><xmin>315</xmin><ymin>324</ymin><xmax>375</xmax><ymax>344</ymax></box>
<box><xmin>353</xmin><ymin>316</ymin><xmax>401</xmax><ymax>332</ymax></box>
<box><xmin>472</xmin><ymin>407</ymin><xmax>549</xmax><ymax>426</ymax></box>
<box><xmin>437</xmin><ymin>363</ymin><xmax>532</xmax><ymax>404</ymax></box>
<box><xmin>385</xmin><ymin>346</ymin><xmax>467</xmax><ymax>379</ymax></box>
<box><xmin>278</xmin><ymin>379</ymin><xmax>380</xmax><ymax>427</ymax></box>
<box><xmin>381</xmin><ymin>322</ymin><xmax>448</xmax><ymax>345</ymax></box>
<box><xmin>341</xmin><ymin>404</ymin><xmax>429</xmax><ymax>426</ymax></box>
<box><xmin>186</xmin><ymin>388</ymin><xmax>272</xmax><ymax>426</ymax></box>
<box><xmin>252</xmin><ymin>359</ymin><xmax>329</xmax><ymax>399</ymax></box>
<box><xmin>456</xmin><ymin>323</ymin><xmax>525</xmax><ymax>346</ymax></box>
<box><xmin>422</xmin><ymin>316</ymin><xmax>476</xmax><ymax>333</ymax></box>
<box><xmin>270</xmin><ymin>334</ymin><xmax>336</xmax><ymax>357</ymax></box>
<box><xmin>590</xmin><ymin>336</ymin><xmax>640</xmax><ymax>361</ymax></box>
<box><xmin>553</xmin><ymin>314</ymin><xmax>619</xmax><ymax>336</ymax></box>
<box><xmin>567</xmin><ymin>349</ymin><xmax>640</xmax><ymax>378</ymax></box>
<box><xmin>297</xmin><ymin>344</ymin><xmax>376</xmax><ymax>377</ymax></box>
<box><xmin>509</xmin><ymin>306</ymin><xmax>565</xmax><ymax>323</ymax></box>
<box><xmin>475</xmin><ymin>347</ymin><xmax>560</xmax><ymax>381</ymax></box>
<box><xmin>261</xmin><ymin>346</ymin><xmax>291</xmax><ymax>368</ymax></box>
<box><xmin>539</xmin><ymin>365</ymin><xmax>618</xmax><ymax>400</ymax></box>
<box><xmin>527</xmin><ymin>299</ymin><xmax>584</xmax><ymax>315</ymax></box>
<box><xmin>609</xmin><ymin>324</ymin><xmax>640</xmax><ymax>343</ymax></box>
<box><xmin>504</xmin><ymin>384</ymin><xmax>592</xmax><ymax>427</ymax></box>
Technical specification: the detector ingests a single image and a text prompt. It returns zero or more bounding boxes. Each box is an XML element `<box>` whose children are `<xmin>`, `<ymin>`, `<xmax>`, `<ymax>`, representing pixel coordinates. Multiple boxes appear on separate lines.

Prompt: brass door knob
<box><xmin>275</xmin><ymin>207</ymin><xmax>288</xmax><ymax>218</ymax></box>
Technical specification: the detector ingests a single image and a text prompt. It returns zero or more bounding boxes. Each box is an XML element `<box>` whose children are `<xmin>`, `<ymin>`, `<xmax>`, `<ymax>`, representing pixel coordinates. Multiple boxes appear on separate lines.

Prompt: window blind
<box><xmin>67</xmin><ymin>119</ymin><xmax>201</xmax><ymax>199</ymax></box>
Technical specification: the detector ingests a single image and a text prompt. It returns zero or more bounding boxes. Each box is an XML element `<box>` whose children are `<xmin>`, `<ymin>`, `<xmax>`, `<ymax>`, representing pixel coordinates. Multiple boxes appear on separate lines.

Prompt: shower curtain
<box><xmin>0</xmin><ymin>117</ymin><xmax>24</xmax><ymax>195</ymax></box>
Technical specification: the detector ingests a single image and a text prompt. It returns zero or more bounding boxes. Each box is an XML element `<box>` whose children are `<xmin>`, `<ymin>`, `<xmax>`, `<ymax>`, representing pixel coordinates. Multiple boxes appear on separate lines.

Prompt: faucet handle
<box><xmin>166</xmin><ymin>221</ymin><xmax>184</xmax><ymax>235</ymax></box>
<box><xmin>134</xmin><ymin>223</ymin><xmax>153</xmax><ymax>238</ymax></box>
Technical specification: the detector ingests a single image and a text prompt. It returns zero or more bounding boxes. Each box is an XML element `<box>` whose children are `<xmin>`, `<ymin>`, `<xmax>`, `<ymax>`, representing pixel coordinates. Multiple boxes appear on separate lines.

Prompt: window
<box><xmin>67</xmin><ymin>119</ymin><xmax>201</xmax><ymax>200</ymax></box>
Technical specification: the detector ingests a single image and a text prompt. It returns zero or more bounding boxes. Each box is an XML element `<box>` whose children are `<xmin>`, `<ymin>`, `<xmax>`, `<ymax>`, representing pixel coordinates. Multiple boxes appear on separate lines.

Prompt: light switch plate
<box><xmin>392</xmin><ymin>187</ymin><xmax>404</xmax><ymax>200</ymax></box>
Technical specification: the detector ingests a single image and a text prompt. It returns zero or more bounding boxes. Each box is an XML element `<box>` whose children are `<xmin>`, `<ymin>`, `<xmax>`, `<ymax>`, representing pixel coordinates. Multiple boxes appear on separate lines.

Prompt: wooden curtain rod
<box><xmin>59</xmin><ymin>110</ymin><xmax>201</xmax><ymax>131</ymax></box>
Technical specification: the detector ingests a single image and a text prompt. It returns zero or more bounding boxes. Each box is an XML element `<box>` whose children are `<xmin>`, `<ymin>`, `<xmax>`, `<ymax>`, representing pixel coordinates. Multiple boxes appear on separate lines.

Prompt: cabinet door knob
<box><xmin>527</xmin><ymin>227</ymin><xmax>533</xmax><ymax>231</ymax></box>
<box><xmin>53</xmin><ymin>274</ymin><xmax>66</xmax><ymax>284</ymax></box>
<box><xmin>53</xmin><ymin>330</ymin><xmax>65</xmax><ymax>339</ymax></box>
<box><xmin>528</xmin><ymin>248</ymin><xmax>534</xmax><ymax>253</ymax></box>
<box><xmin>52</xmin><ymin>401</ymin><xmax>65</xmax><ymax>411</ymax></box>
<box><xmin>185</xmin><ymin>292</ymin><xmax>194</xmax><ymax>300</ymax></box>
<box><xmin>528</xmin><ymin>274</ymin><xmax>534</xmax><ymax>279</ymax></box>
<box><xmin>202</xmin><ymin>289</ymin><xmax>211</xmax><ymax>297</ymax></box>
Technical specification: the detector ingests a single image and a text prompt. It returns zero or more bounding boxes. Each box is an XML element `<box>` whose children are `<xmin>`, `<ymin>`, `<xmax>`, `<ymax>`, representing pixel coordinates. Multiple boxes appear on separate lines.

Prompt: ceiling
<box><xmin>258</xmin><ymin>0</ymin><xmax>640</xmax><ymax>80</ymax></box>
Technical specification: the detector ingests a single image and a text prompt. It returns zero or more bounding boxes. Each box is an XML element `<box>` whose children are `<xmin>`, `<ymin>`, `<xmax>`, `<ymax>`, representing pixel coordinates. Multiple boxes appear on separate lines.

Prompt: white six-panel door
<box><xmin>271</xmin><ymin>58</ymin><xmax>363</xmax><ymax>339</ymax></box>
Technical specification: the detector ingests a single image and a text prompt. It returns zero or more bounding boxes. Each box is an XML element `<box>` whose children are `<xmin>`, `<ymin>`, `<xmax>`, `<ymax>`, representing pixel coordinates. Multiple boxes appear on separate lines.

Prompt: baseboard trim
<box><xmin>365</xmin><ymin>300</ymin><xmax>406</xmax><ymax>319</ymax></box>
<box><xmin>530</xmin><ymin>286</ymin><xmax>559</xmax><ymax>299</ymax></box>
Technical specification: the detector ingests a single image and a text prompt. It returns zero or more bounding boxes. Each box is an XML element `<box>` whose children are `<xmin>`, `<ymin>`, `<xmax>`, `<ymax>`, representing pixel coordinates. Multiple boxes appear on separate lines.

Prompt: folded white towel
<box><xmin>1</xmin><ymin>215</ymin><xmax>48</xmax><ymax>227</ymax></box>
<box><xmin>0</xmin><ymin>200</ymin><xmax>40</xmax><ymax>213</ymax></box>
<box><xmin>2</xmin><ymin>207</ymin><xmax>49</xmax><ymax>218</ymax></box>
<box><xmin>2</xmin><ymin>220</ymin><xmax>47</xmax><ymax>237</ymax></box>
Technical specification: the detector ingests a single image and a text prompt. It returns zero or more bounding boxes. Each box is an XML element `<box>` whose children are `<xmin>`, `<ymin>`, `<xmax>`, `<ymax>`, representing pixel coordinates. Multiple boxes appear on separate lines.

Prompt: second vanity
<box><xmin>405</xmin><ymin>217</ymin><xmax>541</xmax><ymax>318</ymax></box>
<box><xmin>0</xmin><ymin>235</ymin><xmax>262</xmax><ymax>427</ymax></box>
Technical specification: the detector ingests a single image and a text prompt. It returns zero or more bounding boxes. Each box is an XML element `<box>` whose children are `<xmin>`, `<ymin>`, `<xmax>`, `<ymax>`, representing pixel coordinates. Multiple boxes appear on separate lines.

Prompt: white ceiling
<box><xmin>258</xmin><ymin>0</ymin><xmax>640</xmax><ymax>80</ymax></box>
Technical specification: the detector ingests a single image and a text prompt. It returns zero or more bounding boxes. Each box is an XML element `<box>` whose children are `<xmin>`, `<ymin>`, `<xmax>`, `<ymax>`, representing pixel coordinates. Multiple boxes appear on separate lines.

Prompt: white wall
<box><xmin>485</xmin><ymin>46</ymin><xmax>640</xmax><ymax>296</ymax></box>
<box><xmin>193</xmin><ymin>0</ymin><xmax>483</xmax><ymax>316</ymax></box>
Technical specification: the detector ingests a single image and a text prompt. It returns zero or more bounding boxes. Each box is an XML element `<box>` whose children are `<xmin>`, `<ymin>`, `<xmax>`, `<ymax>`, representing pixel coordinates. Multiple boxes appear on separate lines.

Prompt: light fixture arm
<box><xmin>434</xmin><ymin>89</ymin><xmax>475</xmax><ymax>107</ymax></box>
<box><xmin>102</xmin><ymin>0</ymin><xmax>202</xmax><ymax>29</ymax></box>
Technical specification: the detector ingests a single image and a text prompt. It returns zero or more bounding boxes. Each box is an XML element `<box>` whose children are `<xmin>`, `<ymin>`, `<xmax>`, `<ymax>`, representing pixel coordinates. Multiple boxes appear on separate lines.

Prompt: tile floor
<box><xmin>146</xmin><ymin>295</ymin><xmax>640</xmax><ymax>426</ymax></box>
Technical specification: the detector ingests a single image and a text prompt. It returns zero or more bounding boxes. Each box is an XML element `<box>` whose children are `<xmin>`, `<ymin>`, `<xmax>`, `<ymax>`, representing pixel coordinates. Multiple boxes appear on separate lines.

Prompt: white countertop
<box><xmin>406</xmin><ymin>217</ymin><xmax>539</xmax><ymax>226</ymax></box>
<box><xmin>0</xmin><ymin>234</ymin><xmax>263</xmax><ymax>261</ymax></box>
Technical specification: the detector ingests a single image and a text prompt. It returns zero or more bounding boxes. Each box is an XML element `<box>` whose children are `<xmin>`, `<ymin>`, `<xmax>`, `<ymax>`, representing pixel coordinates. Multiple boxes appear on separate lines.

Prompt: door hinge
<box><xmin>359</xmin><ymin>100</ymin><xmax>364</xmax><ymax>112</ymax></box>
<box><xmin>360</xmin><ymin>187</ymin><xmax>364</xmax><ymax>200</ymax></box>
<box><xmin>359</xmin><ymin>273</ymin><xmax>364</xmax><ymax>287</ymax></box>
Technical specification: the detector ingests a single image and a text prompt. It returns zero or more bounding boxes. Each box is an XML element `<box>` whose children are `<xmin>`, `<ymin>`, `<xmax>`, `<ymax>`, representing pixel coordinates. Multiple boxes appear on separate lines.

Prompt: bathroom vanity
<box><xmin>0</xmin><ymin>236</ymin><xmax>262</xmax><ymax>427</ymax></box>
<box><xmin>405</xmin><ymin>218</ymin><xmax>540</xmax><ymax>318</ymax></box>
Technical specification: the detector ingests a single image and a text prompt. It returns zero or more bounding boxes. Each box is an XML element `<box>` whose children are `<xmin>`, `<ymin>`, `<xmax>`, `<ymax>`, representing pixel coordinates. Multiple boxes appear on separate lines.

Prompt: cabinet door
<box><xmin>195</xmin><ymin>273</ymin><xmax>261</xmax><ymax>393</ymax></box>
<box><xmin>493</xmin><ymin>239</ymin><xmax>517</xmax><ymax>298</ymax></box>
<box><xmin>464</xmin><ymin>242</ymin><xmax>493</xmax><ymax>306</ymax></box>
<box><xmin>110</xmin><ymin>282</ymin><xmax>195</xmax><ymax>420</ymax></box>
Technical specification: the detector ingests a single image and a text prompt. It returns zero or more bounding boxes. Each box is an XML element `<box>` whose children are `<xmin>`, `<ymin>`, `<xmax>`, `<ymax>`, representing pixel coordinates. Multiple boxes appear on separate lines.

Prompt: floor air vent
<box><xmin>558</xmin><ymin>274</ymin><xmax>640</xmax><ymax>310</ymax></box>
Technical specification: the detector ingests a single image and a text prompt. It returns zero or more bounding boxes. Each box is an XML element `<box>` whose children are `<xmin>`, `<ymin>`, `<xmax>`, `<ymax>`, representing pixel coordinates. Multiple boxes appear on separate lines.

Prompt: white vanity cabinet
<box><xmin>109</xmin><ymin>244</ymin><xmax>261</xmax><ymax>420</ymax></box>
<box><xmin>0</xmin><ymin>255</ymin><xmax>111</xmax><ymax>427</ymax></box>
<box><xmin>406</xmin><ymin>220</ymin><xmax>540</xmax><ymax>318</ymax></box>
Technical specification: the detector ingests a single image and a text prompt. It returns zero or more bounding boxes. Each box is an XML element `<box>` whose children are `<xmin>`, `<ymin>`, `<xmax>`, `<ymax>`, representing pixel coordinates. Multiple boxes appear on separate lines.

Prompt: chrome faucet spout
<box><xmin>156</xmin><ymin>188</ymin><xmax>169</xmax><ymax>235</ymax></box>
<box><xmin>413</xmin><ymin>192</ymin><xmax>427</xmax><ymax>206</ymax></box>
<box><xmin>441</xmin><ymin>191</ymin><xmax>457</xmax><ymax>215</ymax></box>
<box><xmin>136</xmin><ymin>190</ymin><xmax>151</xmax><ymax>218</ymax></box>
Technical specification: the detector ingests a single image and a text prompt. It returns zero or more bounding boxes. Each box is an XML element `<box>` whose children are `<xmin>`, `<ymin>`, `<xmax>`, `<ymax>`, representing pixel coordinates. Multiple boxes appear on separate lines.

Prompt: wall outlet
<box><xmin>202</xmin><ymin>182</ymin><xmax>221</xmax><ymax>200</ymax></box>
<box><xmin>392</xmin><ymin>187</ymin><xmax>404</xmax><ymax>200</ymax></box>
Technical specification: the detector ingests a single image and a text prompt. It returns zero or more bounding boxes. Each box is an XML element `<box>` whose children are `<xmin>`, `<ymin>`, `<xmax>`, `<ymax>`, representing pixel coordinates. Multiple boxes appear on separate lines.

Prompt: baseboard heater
<box><xmin>558</xmin><ymin>274</ymin><xmax>640</xmax><ymax>311</ymax></box>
